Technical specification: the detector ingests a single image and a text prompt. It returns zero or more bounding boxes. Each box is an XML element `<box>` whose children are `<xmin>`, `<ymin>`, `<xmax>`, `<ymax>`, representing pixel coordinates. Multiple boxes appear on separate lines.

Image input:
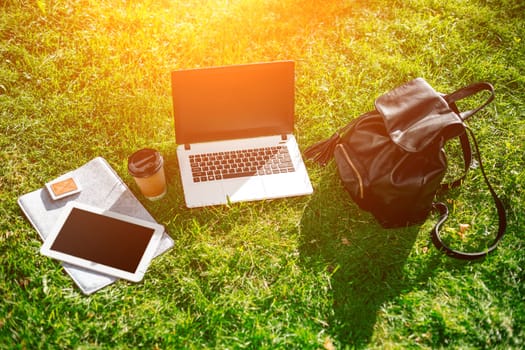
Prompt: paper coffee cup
<box><xmin>128</xmin><ymin>148</ymin><xmax>167</xmax><ymax>200</ymax></box>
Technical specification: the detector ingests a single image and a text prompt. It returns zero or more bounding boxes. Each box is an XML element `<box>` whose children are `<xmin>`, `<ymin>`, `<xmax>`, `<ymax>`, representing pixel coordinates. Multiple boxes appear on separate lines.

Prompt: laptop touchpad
<box><xmin>222</xmin><ymin>177</ymin><xmax>266</xmax><ymax>203</ymax></box>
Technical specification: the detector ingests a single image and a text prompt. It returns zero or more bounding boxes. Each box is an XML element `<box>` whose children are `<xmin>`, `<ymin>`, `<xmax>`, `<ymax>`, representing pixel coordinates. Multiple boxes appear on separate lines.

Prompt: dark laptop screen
<box><xmin>171</xmin><ymin>61</ymin><xmax>295</xmax><ymax>145</ymax></box>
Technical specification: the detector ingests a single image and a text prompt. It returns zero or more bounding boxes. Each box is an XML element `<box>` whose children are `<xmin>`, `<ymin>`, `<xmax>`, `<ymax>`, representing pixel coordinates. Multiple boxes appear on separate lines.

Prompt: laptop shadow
<box><xmin>298</xmin><ymin>165</ymin><xmax>424</xmax><ymax>347</ymax></box>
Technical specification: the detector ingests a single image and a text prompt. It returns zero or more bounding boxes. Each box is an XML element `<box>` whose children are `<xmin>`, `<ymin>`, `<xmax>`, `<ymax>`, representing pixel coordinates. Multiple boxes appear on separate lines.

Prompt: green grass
<box><xmin>1</xmin><ymin>0</ymin><xmax>524</xmax><ymax>348</ymax></box>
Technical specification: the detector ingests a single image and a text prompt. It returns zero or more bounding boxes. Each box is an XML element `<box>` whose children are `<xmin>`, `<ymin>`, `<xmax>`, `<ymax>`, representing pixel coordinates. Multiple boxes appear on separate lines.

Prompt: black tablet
<box><xmin>40</xmin><ymin>202</ymin><xmax>164</xmax><ymax>282</ymax></box>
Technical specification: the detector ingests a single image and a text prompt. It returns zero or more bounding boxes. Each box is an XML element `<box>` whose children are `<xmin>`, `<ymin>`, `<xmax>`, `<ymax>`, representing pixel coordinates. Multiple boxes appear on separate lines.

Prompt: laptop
<box><xmin>171</xmin><ymin>60</ymin><xmax>313</xmax><ymax>208</ymax></box>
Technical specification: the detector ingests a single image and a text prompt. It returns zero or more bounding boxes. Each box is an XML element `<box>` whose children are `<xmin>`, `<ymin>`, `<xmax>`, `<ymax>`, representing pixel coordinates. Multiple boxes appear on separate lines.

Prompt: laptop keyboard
<box><xmin>189</xmin><ymin>146</ymin><xmax>296</xmax><ymax>182</ymax></box>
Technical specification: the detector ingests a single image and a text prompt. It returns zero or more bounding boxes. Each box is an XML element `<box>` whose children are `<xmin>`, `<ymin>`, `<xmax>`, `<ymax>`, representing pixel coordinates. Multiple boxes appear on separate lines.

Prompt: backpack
<box><xmin>305</xmin><ymin>78</ymin><xmax>506</xmax><ymax>260</ymax></box>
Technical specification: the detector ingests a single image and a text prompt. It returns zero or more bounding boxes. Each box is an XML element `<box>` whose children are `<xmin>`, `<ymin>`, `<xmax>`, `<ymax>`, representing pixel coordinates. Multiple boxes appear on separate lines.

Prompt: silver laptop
<box><xmin>171</xmin><ymin>60</ymin><xmax>313</xmax><ymax>208</ymax></box>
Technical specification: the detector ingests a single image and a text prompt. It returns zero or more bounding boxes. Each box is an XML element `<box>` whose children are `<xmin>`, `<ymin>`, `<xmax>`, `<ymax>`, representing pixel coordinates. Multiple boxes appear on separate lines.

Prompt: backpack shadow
<box><xmin>298</xmin><ymin>165</ymin><xmax>422</xmax><ymax>347</ymax></box>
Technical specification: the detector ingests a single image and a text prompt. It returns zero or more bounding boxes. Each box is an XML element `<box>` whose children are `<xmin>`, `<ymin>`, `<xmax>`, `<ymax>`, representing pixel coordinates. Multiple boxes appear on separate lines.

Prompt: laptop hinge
<box><xmin>281</xmin><ymin>134</ymin><xmax>287</xmax><ymax>141</ymax></box>
<box><xmin>184</xmin><ymin>144</ymin><xmax>191</xmax><ymax>150</ymax></box>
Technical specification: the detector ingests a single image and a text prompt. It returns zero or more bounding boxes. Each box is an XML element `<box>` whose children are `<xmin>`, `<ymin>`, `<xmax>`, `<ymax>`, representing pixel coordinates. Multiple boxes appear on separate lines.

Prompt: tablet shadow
<box><xmin>298</xmin><ymin>167</ymin><xmax>420</xmax><ymax>347</ymax></box>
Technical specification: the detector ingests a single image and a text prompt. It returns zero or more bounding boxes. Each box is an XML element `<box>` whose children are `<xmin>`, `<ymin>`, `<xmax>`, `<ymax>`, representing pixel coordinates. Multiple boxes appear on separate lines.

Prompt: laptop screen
<box><xmin>171</xmin><ymin>61</ymin><xmax>295</xmax><ymax>145</ymax></box>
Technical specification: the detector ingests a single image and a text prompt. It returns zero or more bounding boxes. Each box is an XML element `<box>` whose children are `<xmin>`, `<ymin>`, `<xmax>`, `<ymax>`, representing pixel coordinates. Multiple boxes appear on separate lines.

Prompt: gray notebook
<box><xmin>18</xmin><ymin>157</ymin><xmax>174</xmax><ymax>295</ymax></box>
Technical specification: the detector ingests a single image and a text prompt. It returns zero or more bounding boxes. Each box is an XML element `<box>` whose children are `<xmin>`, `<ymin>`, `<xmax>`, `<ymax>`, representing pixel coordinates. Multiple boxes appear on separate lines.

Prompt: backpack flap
<box><xmin>375</xmin><ymin>78</ymin><xmax>465</xmax><ymax>152</ymax></box>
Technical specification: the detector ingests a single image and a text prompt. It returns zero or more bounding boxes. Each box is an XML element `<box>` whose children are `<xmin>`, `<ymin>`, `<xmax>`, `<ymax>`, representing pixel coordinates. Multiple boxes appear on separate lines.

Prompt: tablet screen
<box><xmin>50</xmin><ymin>207</ymin><xmax>156</xmax><ymax>273</ymax></box>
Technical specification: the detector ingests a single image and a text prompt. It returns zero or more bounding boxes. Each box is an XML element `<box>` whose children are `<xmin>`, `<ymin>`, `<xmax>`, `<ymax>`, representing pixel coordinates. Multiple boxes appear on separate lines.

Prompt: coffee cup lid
<box><xmin>128</xmin><ymin>148</ymin><xmax>163</xmax><ymax>178</ymax></box>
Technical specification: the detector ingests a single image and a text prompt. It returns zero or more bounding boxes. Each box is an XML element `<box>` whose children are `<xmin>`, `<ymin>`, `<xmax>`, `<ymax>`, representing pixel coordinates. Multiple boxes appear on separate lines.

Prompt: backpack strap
<box><xmin>439</xmin><ymin>82</ymin><xmax>494</xmax><ymax>191</ymax></box>
<box><xmin>431</xmin><ymin>127</ymin><xmax>507</xmax><ymax>260</ymax></box>
<box><xmin>439</xmin><ymin>132</ymin><xmax>472</xmax><ymax>192</ymax></box>
<box><xmin>444</xmin><ymin>82</ymin><xmax>495</xmax><ymax>121</ymax></box>
<box><xmin>304</xmin><ymin>111</ymin><xmax>374</xmax><ymax>166</ymax></box>
<box><xmin>303</xmin><ymin>131</ymin><xmax>341</xmax><ymax>166</ymax></box>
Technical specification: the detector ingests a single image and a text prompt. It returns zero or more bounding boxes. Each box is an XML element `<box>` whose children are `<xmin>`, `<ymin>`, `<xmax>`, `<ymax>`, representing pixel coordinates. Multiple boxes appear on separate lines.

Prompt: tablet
<box><xmin>40</xmin><ymin>202</ymin><xmax>165</xmax><ymax>282</ymax></box>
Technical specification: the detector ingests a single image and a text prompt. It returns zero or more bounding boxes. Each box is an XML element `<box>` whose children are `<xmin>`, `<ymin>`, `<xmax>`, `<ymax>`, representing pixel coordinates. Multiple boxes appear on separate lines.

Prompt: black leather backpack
<box><xmin>305</xmin><ymin>78</ymin><xmax>506</xmax><ymax>260</ymax></box>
